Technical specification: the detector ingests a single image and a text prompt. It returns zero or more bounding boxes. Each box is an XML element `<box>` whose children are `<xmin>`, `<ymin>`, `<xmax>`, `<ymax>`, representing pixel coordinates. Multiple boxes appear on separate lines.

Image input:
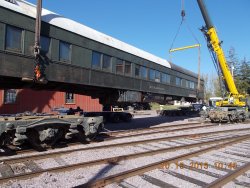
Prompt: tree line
<box><xmin>203</xmin><ymin>47</ymin><xmax>250</xmax><ymax>102</ymax></box>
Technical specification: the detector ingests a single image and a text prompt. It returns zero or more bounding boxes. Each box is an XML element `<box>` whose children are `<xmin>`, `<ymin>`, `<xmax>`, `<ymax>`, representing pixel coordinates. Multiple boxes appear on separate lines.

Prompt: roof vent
<box><xmin>5</xmin><ymin>0</ymin><xmax>17</xmax><ymax>5</ymax></box>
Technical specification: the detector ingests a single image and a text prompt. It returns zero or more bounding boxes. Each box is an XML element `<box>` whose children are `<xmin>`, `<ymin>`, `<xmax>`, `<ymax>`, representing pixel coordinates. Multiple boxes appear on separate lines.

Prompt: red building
<box><xmin>0</xmin><ymin>89</ymin><xmax>102</xmax><ymax>114</ymax></box>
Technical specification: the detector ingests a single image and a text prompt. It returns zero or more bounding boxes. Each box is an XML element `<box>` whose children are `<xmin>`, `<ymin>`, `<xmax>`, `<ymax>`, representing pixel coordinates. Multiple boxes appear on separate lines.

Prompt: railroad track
<box><xmin>0</xmin><ymin>121</ymin><xmax>211</xmax><ymax>156</ymax></box>
<box><xmin>103</xmin><ymin>122</ymin><xmax>214</xmax><ymax>139</ymax></box>
<box><xmin>1</xmin><ymin>124</ymin><xmax>250</xmax><ymax>163</ymax></box>
<box><xmin>0</xmin><ymin>124</ymin><xmax>250</xmax><ymax>187</ymax></box>
<box><xmin>103</xmin><ymin>121</ymin><xmax>206</xmax><ymax>136</ymax></box>
<box><xmin>1</xmin><ymin>120</ymin><xmax>247</xmax><ymax>155</ymax></box>
<box><xmin>103</xmin><ymin>119</ymin><xmax>250</xmax><ymax>138</ymax></box>
<box><xmin>0</xmin><ymin>133</ymin><xmax>249</xmax><ymax>185</ymax></box>
<box><xmin>80</xmin><ymin>135</ymin><xmax>250</xmax><ymax>188</ymax></box>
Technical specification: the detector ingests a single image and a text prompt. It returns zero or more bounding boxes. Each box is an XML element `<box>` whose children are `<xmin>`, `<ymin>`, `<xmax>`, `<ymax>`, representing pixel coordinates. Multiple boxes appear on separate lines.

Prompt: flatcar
<box><xmin>0</xmin><ymin>0</ymin><xmax>204</xmax><ymax>106</ymax></box>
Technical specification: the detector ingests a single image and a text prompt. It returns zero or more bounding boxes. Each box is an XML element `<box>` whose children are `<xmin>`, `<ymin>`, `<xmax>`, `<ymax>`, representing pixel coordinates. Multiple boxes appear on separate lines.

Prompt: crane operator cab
<box><xmin>209</xmin><ymin>97</ymin><xmax>223</xmax><ymax>108</ymax></box>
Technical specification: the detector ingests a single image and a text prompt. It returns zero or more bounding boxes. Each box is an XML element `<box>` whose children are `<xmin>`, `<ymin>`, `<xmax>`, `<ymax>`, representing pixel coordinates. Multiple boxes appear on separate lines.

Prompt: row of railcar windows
<box><xmin>92</xmin><ymin>51</ymin><xmax>195</xmax><ymax>89</ymax></box>
<box><xmin>5</xmin><ymin>25</ymin><xmax>70</xmax><ymax>62</ymax></box>
<box><xmin>5</xmin><ymin>25</ymin><xmax>196</xmax><ymax>89</ymax></box>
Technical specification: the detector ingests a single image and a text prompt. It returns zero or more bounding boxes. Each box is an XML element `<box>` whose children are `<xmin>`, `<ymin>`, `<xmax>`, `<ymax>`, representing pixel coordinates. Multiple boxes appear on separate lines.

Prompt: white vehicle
<box><xmin>208</xmin><ymin>97</ymin><xmax>223</xmax><ymax>107</ymax></box>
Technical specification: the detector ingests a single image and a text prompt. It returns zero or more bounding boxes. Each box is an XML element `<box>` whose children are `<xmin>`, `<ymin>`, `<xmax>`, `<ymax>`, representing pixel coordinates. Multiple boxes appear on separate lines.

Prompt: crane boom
<box><xmin>197</xmin><ymin>0</ymin><xmax>238</xmax><ymax>95</ymax></box>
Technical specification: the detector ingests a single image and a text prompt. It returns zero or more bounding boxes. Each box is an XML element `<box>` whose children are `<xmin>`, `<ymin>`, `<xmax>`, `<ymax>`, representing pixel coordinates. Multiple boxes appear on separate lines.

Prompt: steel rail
<box><xmin>1</xmin><ymin>122</ymin><xmax>211</xmax><ymax>158</ymax></box>
<box><xmin>205</xmin><ymin>162</ymin><xmax>250</xmax><ymax>188</ymax></box>
<box><xmin>1</xmin><ymin>122</ymin><xmax>208</xmax><ymax>156</ymax></box>
<box><xmin>105</xmin><ymin>120</ymin><xmax>250</xmax><ymax>137</ymax></box>
<box><xmin>78</xmin><ymin>135</ymin><xmax>250</xmax><ymax>188</ymax></box>
<box><xmin>0</xmin><ymin>134</ymin><xmax>249</xmax><ymax>184</ymax></box>
<box><xmin>104</xmin><ymin>121</ymin><xmax>205</xmax><ymax>136</ymax></box>
<box><xmin>105</xmin><ymin>123</ymin><xmax>214</xmax><ymax>140</ymax></box>
<box><xmin>1</xmin><ymin>127</ymin><xmax>250</xmax><ymax>165</ymax></box>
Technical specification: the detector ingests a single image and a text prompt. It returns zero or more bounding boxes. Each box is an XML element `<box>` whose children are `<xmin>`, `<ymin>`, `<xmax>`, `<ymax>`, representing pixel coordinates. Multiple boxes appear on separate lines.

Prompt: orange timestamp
<box><xmin>161</xmin><ymin>161</ymin><xmax>237</xmax><ymax>170</ymax></box>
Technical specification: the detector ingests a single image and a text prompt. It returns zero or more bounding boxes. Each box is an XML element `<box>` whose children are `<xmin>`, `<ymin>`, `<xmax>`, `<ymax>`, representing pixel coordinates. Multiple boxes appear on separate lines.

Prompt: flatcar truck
<box><xmin>0</xmin><ymin>114</ymin><xmax>103</xmax><ymax>149</ymax></box>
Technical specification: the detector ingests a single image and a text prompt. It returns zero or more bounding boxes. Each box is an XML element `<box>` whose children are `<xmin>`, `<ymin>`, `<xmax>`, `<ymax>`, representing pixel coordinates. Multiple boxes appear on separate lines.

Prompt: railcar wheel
<box><xmin>229</xmin><ymin>114</ymin><xmax>235</xmax><ymax>123</ymax></box>
<box><xmin>0</xmin><ymin>133</ymin><xmax>6</xmax><ymax>147</ymax></box>
<box><xmin>238</xmin><ymin>113</ymin><xmax>246</xmax><ymax>122</ymax></box>
<box><xmin>26</xmin><ymin>127</ymin><xmax>66</xmax><ymax>150</ymax></box>
<box><xmin>0</xmin><ymin>131</ymin><xmax>13</xmax><ymax>147</ymax></box>
<box><xmin>26</xmin><ymin>129</ymin><xmax>45</xmax><ymax>151</ymax></box>
<box><xmin>85</xmin><ymin>134</ymin><xmax>97</xmax><ymax>142</ymax></box>
<box><xmin>85</xmin><ymin>123</ymin><xmax>104</xmax><ymax>142</ymax></box>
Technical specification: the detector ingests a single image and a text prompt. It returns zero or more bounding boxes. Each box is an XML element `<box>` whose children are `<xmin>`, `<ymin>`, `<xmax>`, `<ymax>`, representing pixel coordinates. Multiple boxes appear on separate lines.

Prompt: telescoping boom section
<box><xmin>197</xmin><ymin>0</ymin><xmax>246</xmax><ymax>107</ymax></box>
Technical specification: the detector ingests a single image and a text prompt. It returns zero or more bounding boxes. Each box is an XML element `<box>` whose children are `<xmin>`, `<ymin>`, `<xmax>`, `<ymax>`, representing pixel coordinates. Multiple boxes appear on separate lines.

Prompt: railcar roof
<box><xmin>1</xmin><ymin>0</ymin><xmax>173</xmax><ymax>68</ymax></box>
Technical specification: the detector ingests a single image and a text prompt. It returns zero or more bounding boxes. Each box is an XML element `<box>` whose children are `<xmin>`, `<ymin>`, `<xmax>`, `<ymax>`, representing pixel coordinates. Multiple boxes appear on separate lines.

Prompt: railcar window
<box><xmin>166</xmin><ymin>74</ymin><xmax>171</xmax><ymax>83</ymax></box>
<box><xmin>116</xmin><ymin>59</ymin><xmax>124</xmax><ymax>74</ymax></box>
<box><xmin>149</xmin><ymin>69</ymin><xmax>155</xmax><ymax>81</ymax></box>
<box><xmin>181</xmin><ymin>79</ymin><xmax>185</xmax><ymax>87</ymax></box>
<box><xmin>186</xmin><ymin>80</ymin><xmax>190</xmax><ymax>88</ymax></box>
<box><xmin>102</xmin><ymin>54</ymin><xmax>112</xmax><ymax>71</ymax></box>
<box><xmin>5</xmin><ymin>25</ymin><xmax>23</xmax><ymax>52</ymax></box>
<box><xmin>190</xmin><ymin>81</ymin><xmax>195</xmax><ymax>89</ymax></box>
<box><xmin>161</xmin><ymin>73</ymin><xmax>166</xmax><ymax>83</ymax></box>
<box><xmin>65</xmin><ymin>92</ymin><xmax>75</xmax><ymax>104</ymax></box>
<box><xmin>155</xmin><ymin>71</ymin><xmax>160</xmax><ymax>82</ymax></box>
<box><xmin>124</xmin><ymin>61</ymin><xmax>131</xmax><ymax>76</ymax></box>
<box><xmin>59</xmin><ymin>41</ymin><xmax>71</xmax><ymax>62</ymax></box>
<box><xmin>4</xmin><ymin>89</ymin><xmax>17</xmax><ymax>104</ymax></box>
<box><xmin>135</xmin><ymin>65</ymin><xmax>140</xmax><ymax>77</ymax></box>
<box><xmin>176</xmin><ymin>77</ymin><xmax>181</xmax><ymax>86</ymax></box>
<box><xmin>140</xmin><ymin>66</ymin><xmax>147</xmax><ymax>79</ymax></box>
<box><xmin>92</xmin><ymin>51</ymin><xmax>102</xmax><ymax>69</ymax></box>
<box><xmin>161</xmin><ymin>73</ymin><xmax>170</xmax><ymax>84</ymax></box>
<box><xmin>40</xmin><ymin>36</ymin><xmax>50</xmax><ymax>54</ymax></box>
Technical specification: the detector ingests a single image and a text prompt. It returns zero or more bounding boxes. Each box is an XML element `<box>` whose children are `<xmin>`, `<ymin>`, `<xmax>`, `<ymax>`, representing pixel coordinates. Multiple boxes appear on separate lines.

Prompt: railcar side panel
<box><xmin>0</xmin><ymin>5</ymin><xmax>204</xmax><ymax>102</ymax></box>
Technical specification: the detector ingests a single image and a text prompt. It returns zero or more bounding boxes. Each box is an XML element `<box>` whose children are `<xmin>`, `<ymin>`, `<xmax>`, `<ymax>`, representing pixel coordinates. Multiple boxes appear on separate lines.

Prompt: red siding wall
<box><xmin>0</xmin><ymin>89</ymin><xmax>102</xmax><ymax>114</ymax></box>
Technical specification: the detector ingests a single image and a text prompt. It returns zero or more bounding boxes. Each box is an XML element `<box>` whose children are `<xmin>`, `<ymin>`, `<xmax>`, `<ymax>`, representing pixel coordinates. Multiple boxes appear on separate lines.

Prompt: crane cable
<box><xmin>168</xmin><ymin>0</ymin><xmax>201</xmax><ymax>99</ymax></box>
<box><xmin>169</xmin><ymin>0</ymin><xmax>200</xmax><ymax>53</ymax></box>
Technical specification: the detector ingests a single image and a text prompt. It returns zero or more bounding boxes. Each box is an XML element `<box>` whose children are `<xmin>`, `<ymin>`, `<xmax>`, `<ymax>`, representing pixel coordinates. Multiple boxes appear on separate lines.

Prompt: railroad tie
<box><xmin>0</xmin><ymin>164</ymin><xmax>14</xmax><ymax>178</ymax></box>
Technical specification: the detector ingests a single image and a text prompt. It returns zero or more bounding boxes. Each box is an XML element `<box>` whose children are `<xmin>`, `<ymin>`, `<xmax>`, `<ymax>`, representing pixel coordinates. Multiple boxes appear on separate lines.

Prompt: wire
<box><xmin>181</xmin><ymin>0</ymin><xmax>185</xmax><ymax>18</ymax></box>
<box><xmin>169</xmin><ymin>0</ymin><xmax>200</xmax><ymax>53</ymax></box>
<box><xmin>183</xmin><ymin>20</ymin><xmax>200</xmax><ymax>45</ymax></box>
<box><xmin>169</xmin><ymin>20</ymin><xmax>184</xmax><ymax>52</ymax></box>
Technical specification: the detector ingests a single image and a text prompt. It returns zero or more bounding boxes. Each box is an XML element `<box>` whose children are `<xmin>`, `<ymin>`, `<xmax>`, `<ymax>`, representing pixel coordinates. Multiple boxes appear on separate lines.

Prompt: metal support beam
<box><xmin>169</xmin><ymin>43</ymin><xmax>201</xmax><ymax>101</ymax></box>
<box><xmin>169</xmin><ymin>44</ymin><xmax>200</xmax><ymax>53</ymax></box>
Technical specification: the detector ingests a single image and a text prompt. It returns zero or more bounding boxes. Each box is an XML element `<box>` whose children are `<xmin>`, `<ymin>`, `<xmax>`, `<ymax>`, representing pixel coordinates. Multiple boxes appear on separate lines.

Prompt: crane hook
<box><xmin>181</xmin><ymin>0</ymin><xmax>185</xmax><ymax>19</ymax></box>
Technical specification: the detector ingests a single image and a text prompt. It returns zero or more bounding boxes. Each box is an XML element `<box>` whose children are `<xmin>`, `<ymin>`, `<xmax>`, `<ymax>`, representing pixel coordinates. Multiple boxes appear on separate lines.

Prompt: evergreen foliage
<box><xmin>203</xmin><ymin>47</ymin><xmax>250</xmax><ymax>102</ymax></box>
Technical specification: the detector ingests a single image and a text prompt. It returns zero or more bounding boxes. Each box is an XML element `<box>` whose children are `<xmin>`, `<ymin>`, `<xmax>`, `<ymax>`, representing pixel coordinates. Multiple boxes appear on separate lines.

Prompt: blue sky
<box><xmin>27</xmin><ymin>0</ymin><xmax>250</xmax><ymax>76</ymax></box>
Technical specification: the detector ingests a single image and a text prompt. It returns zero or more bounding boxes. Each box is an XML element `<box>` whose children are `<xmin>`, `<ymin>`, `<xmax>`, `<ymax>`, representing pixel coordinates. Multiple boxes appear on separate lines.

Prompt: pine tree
<box><xmin>227</xmin><ymin>47</ymin><xmax>240</xmax><ymax>77</ymax></box>
<box><xmin>202</xmin><ymin>74</ymin><xmax>213</xmax><ymax>102</ymax></box>
<box><xmin>237</xmin><ymin>57</ymin><xmax>250</xmax><ymax>94</ymax></box>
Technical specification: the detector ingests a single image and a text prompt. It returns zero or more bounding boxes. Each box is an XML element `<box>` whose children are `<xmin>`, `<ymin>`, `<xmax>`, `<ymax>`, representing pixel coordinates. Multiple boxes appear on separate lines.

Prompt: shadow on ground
<box><xmin>104</xmin><ymin>113</ymin><xmax>200</xmax><ymax>131</ymax></box>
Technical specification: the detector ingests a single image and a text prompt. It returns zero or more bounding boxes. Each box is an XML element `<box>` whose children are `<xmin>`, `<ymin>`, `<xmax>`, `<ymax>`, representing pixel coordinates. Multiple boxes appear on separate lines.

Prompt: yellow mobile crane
<box><xmin>197</xmin><ymin>0</ymin><xmax>247</xmax><ymax>122</ymax></box>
